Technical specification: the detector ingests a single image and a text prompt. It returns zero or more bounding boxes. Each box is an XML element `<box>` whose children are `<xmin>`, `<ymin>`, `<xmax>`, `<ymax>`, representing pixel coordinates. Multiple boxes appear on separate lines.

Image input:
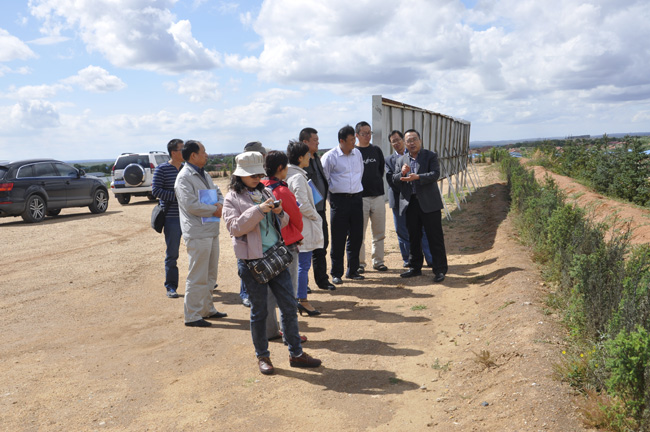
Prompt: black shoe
<box><xmin>373</xmin><ymin>264</ymin><xmax>388</xmax><ymax>272</ymax></box>
<box><xmin>433</xmin><ymin>273</ymin><xmax>446</xmax><ymax>283</ymax></box>
<box><xmin>403</xmin><ymin>262</ymin><xmax>410</xmax><ymax>268</ymax></box>
<box><xmin>185</xmin><ymin>319</ymin><xmax>211</xmax><ymax>327</ymax></box>
<box><xmin>400</xmin><ymin>269</ymin><xmax>422</xmax><ymax>278</ymax></box>
<box><xmin>166</xmin><ymin>289</ymin><xmax>179</xmax><ymax>298</ymax></box>
<box><xmin>306</xmin><ymin>286</ymin><xmax>312</xmax><ymax>294</ymax></box>
<box><xmin>357</xmin><ymin>267</ymin><xmax>365</xmax><ymax>274</ymax></box>
<box><xmin>317</xmin><ymin>282</ymin><xmax>336</xmax><ymax>291</ymax></box>
<box><xmin>331</xmin><ymin>277</ymin><xmax>343</xmax><ymax>285</ymax></box>
<box><xmin>205</xmin><ymin>311</ymin><xmax>228</xmax><ymax>319</ymax></box>
<box><xmin>298</xmin><ymin>302</ymin><xmax>321</xmax><ymax>316</ymax></box>
<box><xmin>346</xmin><ymin>273</ymin><xmax>365</xmax><ymax>280</ymax></box>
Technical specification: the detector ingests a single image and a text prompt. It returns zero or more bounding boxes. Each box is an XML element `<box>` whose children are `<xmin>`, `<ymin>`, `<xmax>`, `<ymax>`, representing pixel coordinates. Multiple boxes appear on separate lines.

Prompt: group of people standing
<box><xmin>150</xmin><ymin>122</ymin><xmax>448</xmax><ymax>375</ymax></box>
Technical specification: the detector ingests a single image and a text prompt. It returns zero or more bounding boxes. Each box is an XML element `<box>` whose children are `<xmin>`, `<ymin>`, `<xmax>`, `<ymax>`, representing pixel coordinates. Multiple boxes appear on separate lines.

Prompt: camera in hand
<box><xmin>272</xmin><ymin>200</ymin><xmax>281</xmax><ymax>208</ymax></box>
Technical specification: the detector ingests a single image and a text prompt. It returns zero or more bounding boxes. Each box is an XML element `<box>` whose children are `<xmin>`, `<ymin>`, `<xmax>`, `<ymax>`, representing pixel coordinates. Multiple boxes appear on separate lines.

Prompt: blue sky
<box><xmin>1</xmin><ymin>0</ymin><xmax>649</xmax><ymax>161</ymax></box>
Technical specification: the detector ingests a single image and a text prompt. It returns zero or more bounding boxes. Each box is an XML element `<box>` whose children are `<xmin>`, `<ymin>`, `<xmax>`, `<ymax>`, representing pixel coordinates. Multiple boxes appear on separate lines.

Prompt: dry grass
<box><xmin>472</xmin><ymin>350</ymin><xmax>497</xmax><ymax>368</ymax></box>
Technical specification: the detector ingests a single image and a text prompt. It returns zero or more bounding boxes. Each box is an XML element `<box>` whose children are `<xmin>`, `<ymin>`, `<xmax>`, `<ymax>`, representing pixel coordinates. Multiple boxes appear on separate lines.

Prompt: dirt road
<box><xmin>1</xmin><ymin>165</ymin><xmax>595</xmax><ymax>431</ymax></box>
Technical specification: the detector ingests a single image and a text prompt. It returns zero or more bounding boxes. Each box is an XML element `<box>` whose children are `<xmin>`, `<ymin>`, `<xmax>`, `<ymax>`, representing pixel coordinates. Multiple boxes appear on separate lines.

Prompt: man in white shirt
<box><xmin>320</xmin><ymin>125</ymin><xmax>365</xmax><ymax>285</ymax></box>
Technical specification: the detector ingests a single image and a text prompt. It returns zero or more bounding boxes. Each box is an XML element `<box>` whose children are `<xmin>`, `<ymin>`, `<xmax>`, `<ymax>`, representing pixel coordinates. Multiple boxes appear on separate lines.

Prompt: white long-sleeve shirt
<box><xmin>320</xmin><ymin>145</ymin><xmax>364</xmax><ymax>194</ymax></box>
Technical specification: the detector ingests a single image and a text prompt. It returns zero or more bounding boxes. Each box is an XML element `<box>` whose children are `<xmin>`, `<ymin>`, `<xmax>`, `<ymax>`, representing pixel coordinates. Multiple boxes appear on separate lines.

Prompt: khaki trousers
<box><xmin>359</xmin><ymin>195</ymin><xmax>386</xmax><ymax>268</ymax></box>
<box><xmin>184</xmin><ymin>237</ymin><xmax>219</xmax><ymax>323</ymax></box>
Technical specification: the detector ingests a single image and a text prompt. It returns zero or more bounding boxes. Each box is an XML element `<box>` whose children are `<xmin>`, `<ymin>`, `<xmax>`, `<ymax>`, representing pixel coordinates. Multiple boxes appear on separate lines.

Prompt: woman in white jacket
<box><xmin>286</xmin><ymin>141</ymin><xmax>324</xmax><ymax>316</ymax></box>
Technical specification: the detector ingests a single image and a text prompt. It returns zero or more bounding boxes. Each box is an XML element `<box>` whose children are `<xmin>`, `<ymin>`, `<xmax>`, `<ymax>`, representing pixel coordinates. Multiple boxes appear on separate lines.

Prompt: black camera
<box><xmin>272</xmin><ymin>200</ymin><xmax>281</xmax><ymax>208</ymax></box>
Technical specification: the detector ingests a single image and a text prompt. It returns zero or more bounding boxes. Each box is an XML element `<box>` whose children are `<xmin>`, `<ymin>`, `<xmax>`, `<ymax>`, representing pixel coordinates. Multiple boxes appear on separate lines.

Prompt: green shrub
<box><xmin>499</xmin><ymin>154</ymin><xmax>650</xmax><ymax>429</ymax></box>
<box><xmin>606</xmin><ymin>327</ymin><xmax>650</xmax><ymax>419</ymax></box>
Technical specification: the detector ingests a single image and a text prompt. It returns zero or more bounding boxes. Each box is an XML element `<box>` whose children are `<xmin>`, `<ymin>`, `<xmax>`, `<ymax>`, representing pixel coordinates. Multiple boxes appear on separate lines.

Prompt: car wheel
<box><xmin>47</xmin><ymin>209</ymin><xmax>62</xmax><ymax>217</ymax></box>
<box><xmin>21</xmin><ymin>195</ymin><xmax>47</xmax><ymax>223</ymax></box>
<box><xmin>147</xmin><ymin>193</ymin><xmax>157</xmax><ymax>201</ymax></box>
<box><xmin>116</xmin><ymin>193</ymin><xmax>131</xmax><ymax>205</ymax></box>
<box><xmin>89</xmin><ymin>189</ymin><xmax>109</xmax><ymax>214</ymax></box>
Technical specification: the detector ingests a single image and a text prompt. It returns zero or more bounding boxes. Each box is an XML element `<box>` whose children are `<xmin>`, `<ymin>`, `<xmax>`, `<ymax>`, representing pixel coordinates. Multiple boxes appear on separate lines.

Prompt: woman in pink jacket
<box><xmin>222</xmin><ymin>151</ymin><xmax>321</xmax><ymax>376</ymax></box>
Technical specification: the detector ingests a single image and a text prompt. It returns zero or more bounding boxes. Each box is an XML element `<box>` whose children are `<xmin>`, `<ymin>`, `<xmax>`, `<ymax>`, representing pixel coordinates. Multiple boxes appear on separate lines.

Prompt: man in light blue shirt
<box><xmin>320</xmin><ymin>125</ymin><xmax>365</xmax><ymax>285</ymax></box>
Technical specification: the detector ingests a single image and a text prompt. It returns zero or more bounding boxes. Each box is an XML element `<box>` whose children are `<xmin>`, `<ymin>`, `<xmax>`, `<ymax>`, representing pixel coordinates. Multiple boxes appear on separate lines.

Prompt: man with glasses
<box><xmin>385</xmin><ymin>130</ymin><xmax>434</xmax><ymax>268</ymax></box>
<box><xmin>392</xmin><ymin>129</ymin><xmax>448</xmax><ymax>283</ymax></box>
<box><xmin>152</xmin><ymin>138</ymin><xmax>185</xmax><ymax>298</ymax></box>
<box><xmin>354</xmin><ymin>121</ymin><xmax>388</xmax><ymax>273</ymax></box>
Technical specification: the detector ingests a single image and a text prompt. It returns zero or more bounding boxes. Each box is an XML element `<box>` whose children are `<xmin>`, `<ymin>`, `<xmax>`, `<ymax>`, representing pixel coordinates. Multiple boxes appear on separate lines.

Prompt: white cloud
<box><xmin>0</xmin><ymin>28</ymin><xmax>37</xmax><ymax>61</ymax></box>
<box><xmin>217</xmin><ymin>2</ymin><xmax>239</xmax><ymax>14</ymax></box>
<box><xmin>3</xmin><ymin>83</ymin><xmax>68</xmax><ymax>100</ymax></box>
<box><xmin>9</xmin><ymin>100</ymin><xmax>61</xmax><ymax>129</ymax></box>
<box><xmin>239</xmin><ymin>11</ymin><xmax>253</xmax><ymax>29</ymax></box>
<box><xmin>28</xmin><ymin>35</ymin><xmax>70</xmax><ymax>45</ymax></box>
<box><xmin>223</xmin><ymin>0</ymin><xmax>650</xmax><ymax>133</ymax></box>
<box><xmin>168</xmin><ymin>71</ymin><xmax>221</xmax><ymax>102</ymax></box>
<box><xmin>0</xmin><ymin>65</ymin><xmax>32</xmax><ymax>78</ymax></box>
<box><xmin>62</xmin><ymin>66</ymin><xmax>126</xmax><ymax>93</ymax></box>
<box><xmin>28</xmin><ymin>0</ymin><xmax>221</xmax><ymax>73</ymax></box>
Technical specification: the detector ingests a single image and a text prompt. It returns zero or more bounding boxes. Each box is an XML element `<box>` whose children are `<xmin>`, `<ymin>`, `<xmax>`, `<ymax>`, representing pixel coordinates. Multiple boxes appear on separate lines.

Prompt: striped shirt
<box><xmin>152</xmin><ymin>162</ymin><xmax>182</xmax><ymax>218</ymax></box>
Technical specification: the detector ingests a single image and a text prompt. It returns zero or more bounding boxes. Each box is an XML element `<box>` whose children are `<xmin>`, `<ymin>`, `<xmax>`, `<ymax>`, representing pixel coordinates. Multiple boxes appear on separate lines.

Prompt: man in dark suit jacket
<box><xmin>392</xmin><ymin>129</ymin><xmax>448</xmax><ymax>282</ymax></box>
<box><xmin>301</xmin><ymin>127</ymin><xmax>336</xmax><ymax>291</ymax></box>
<box><xmin>385</xmin><ymin>130</ymin><xmax>433</xmax><ymax>268</ymax></box>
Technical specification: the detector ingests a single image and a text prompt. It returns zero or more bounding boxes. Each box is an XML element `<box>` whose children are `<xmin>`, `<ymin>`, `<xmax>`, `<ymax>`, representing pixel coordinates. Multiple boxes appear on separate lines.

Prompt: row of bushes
<box><xmin>528</xmin><ymin>136</ymin><xmax>650</xmax><ymax>207</ymax></box>
<box><xmin>500</xmin><ymin>151</ymin><xmax>650</xmax><ymax>431</ymax></box>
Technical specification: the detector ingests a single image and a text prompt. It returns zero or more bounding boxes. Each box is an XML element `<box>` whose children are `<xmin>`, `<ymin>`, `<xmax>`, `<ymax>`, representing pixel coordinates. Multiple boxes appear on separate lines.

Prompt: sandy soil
<box><xmin>3</xmin><ymin>163</ymin><xmax>629</xmax><ymax>431</ymax></box>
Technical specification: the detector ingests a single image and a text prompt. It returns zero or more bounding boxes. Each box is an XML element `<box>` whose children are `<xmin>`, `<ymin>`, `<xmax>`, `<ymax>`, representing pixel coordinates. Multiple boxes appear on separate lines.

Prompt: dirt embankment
<box><xmin>1</xmin><ymin>164</ymin><xmax>617</xmax><ymax>431</ymax></box>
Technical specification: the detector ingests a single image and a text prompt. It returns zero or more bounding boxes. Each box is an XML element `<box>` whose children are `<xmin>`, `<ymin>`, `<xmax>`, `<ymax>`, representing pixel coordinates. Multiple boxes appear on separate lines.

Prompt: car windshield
<box><xmin>114</xmin><ymin>155</ymin><xmax>150</xmax><ymax>169</ymax></box>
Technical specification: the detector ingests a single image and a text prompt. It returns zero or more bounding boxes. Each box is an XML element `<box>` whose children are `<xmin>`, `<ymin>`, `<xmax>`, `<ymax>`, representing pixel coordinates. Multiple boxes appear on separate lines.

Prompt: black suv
<box><xmin>0</xmin><ymin>159</ymin><xmax>109</xmax><ymax>223</ymax></box>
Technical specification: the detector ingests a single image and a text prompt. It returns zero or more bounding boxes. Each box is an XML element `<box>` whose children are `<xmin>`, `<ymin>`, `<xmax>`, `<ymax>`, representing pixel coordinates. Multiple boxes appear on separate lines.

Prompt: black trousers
<box><xmin>329</xmin><ymin>192</ymin><xmax>363</xmax><ymax>278</ymax></box>
<box><xmin>406</xmin><ymin>197</ymin><xmax>448</xmax><ymax>274</ymax></box>
<box><xmin>311</xmin><ymin>209</ymin><xmax>330</xmax><ymax>287</ymax></box>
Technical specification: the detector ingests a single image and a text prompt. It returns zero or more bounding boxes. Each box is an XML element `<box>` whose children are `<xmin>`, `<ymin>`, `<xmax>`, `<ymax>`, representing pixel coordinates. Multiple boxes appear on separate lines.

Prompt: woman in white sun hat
<box><xmin>222</xmin><ymin>151</ymin><xmax>322</xmax><ymax>375</ymax></box>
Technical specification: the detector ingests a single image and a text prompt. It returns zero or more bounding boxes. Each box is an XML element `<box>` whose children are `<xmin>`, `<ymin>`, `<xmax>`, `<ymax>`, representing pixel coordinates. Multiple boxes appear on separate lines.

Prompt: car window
<box><xmin>34</xmin><ymin>163</ymin><xmax>58</xmax><ymax>177</ymax></box>
<box><xmin>54</xmin><ymin>163</ymin><xmax>78</xmax><ymax>177</ymax></box>
<box><xmin>114</xmin><ymin>155</ymin><xmax>147</xmax><ymax>169</ymax></box>
<box><xmin>155</xmin><ymin>155</ymin><xmax>169</xmax><ymax>165</ymax></box>
<box><xmin>0</xmin><ymin>167</ymin><xmax>7</xmax><ymax>181</ymax></box>
<box><xmin>17</xmin><ymin>165</ymin><xmax>34</xmax><ymax>178</ymax></box>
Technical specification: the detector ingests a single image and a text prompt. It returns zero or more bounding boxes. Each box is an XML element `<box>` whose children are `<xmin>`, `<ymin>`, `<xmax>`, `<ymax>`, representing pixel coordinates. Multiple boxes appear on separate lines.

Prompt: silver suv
<box><xmin>110</xmin><ymin>151</ymin><xmax>170</xmax><ymax>205</ymax></box>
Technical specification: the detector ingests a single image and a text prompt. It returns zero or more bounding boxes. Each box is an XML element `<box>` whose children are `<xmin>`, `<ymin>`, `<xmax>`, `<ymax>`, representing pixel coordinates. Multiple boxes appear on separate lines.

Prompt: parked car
<box><xmin>0</xmin><ymin>159</ymin><xmax>109</xmax><ymax>223</ymax></box>
<box><xmin>110</xmin><ymin>151</ymin><xmax>170</xmax><ymax>205</ymax></box>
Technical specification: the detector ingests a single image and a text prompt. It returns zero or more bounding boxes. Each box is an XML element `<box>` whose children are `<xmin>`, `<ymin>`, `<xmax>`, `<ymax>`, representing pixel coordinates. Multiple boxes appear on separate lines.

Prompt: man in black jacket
<box><xmin>301</xmin><ymin>127</ymin><xmax>336</xmax><ymax>291</ymax></box>
<box><xmin>392</xmin><ymin>129</ymin><xmax>448</xmax><ymax>283</ymax></box>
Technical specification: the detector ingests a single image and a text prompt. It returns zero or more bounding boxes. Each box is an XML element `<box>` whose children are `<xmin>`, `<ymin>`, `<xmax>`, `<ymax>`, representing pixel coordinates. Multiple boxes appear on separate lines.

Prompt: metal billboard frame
<box><xmin>372</xmin><ymin>95</ymin><xmax>480</xmax><ymax>219</ymax></box>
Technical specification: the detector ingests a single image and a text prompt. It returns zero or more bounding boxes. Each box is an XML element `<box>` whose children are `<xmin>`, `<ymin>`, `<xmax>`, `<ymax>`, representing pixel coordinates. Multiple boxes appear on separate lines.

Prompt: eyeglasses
<box><xmin>405</xmin><ymin>138</ymin><xmax>420</xmax><ymax>144</ymax></box>
<box><xmin>390</xmin><ymin>138</ymin><xmax>403</xmax><ymax>144</ymax></box>
<box><xmin>358</xmin><ymin>132</ymin><xmax>372</xmax><ymax>137</ymax></box>
<box><xmin>250</xmin><ymin>174</ymin><xmax>265</xmax><ymax>179</ymax></box>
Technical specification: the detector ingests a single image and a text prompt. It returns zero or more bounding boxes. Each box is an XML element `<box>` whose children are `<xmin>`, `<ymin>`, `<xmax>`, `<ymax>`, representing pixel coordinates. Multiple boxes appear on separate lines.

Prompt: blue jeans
<box><xmin>392</xmin><ymin>206</ymin><xmax>432</xmax><ymax>266</ymax></box>
<box><xmin>163</xmin><ymin>216</ymin><xmax>182</xmax><ymax>290</ymax></box>
<box><xmin>239</xmin><ymin>281</ymin><xmax>248</xmax><ymax>301</ymax></box>
<box><xmin>297</xmin><ymin>251</ymin><xmax>313</xmax><ymax>299</ymax></box>
<box><xmin>238</xmin><ymin>260</ymin><xmax>302</xmax><ymax>358</ymax></box>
